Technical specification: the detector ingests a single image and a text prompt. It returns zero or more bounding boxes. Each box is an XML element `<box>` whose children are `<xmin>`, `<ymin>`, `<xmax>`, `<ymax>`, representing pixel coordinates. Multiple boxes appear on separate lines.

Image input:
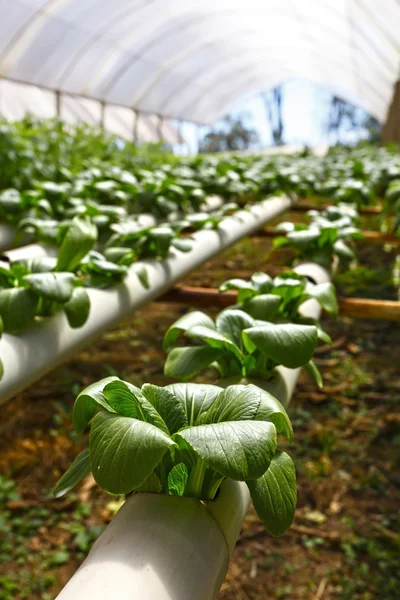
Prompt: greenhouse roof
<box><xmin>1</xmin><ymin>0</ymin><xmax>400</xmax><ymax>124</ymax></box>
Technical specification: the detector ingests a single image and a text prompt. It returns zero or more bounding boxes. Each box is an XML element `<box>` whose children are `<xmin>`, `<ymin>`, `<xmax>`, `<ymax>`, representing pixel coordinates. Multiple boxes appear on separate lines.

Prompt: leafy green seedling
<box><xmin>163</xmin><ymin>308</ymin><xmax>322</xmax><ymax>386</ymax></box>
<box><xmin>54</xmin><ymin>378</ymin><xmax>296</xmax><ymax>537</ymax></box>
<box><xmin>219</xmin><ymin>270</ymin><xmax>337</xmax><ymax>336</ymax></box>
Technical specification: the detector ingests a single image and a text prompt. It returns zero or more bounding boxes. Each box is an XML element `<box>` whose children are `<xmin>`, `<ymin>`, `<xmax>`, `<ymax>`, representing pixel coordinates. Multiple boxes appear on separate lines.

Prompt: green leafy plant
<box><xmin>163</xmin><ymin>308</ymin><xmax>322</xmax><ymax>386</ymax></box>
<box><xmin>54</xmin><ymin>377</ymin><xmax>296</xmax><ymax>537</ymax></box>
<box><xmin>382</xmin><ymin>180</ymin><xmax>400</xmax><ymax>237</ymax></box>
<box><xmin>104</xmin><ymin>222</ymin><xmax>192</xmax><ymax>264</ymax></box>
<box><xmin>219</xmin><ymin>270</ymin><xmax>338</xmax><ymax>326</ymax></box>
<box><xmin>0</xmin><ymin>256</ymin><xmax>90</xmax><ymax>334</ymax></box>
<box><xmin>273</xmin><ymin>204</ymin><xmax>363</xmax><ymax>269</ymax></box>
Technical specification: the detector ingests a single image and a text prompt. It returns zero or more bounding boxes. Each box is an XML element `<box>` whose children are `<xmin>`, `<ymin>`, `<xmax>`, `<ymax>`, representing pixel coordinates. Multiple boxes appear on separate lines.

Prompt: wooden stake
<box><xmin>159</xmin><ymin>285</ymin><xmax>400</xmax><ymax>321</ymax></box>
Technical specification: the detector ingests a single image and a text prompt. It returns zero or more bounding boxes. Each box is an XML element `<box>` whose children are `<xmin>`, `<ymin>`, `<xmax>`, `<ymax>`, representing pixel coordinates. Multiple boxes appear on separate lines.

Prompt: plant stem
<box><xmin>184</xmin><ymin>457</ymin><xmax>206</xmax><ymax>499</ymax></box>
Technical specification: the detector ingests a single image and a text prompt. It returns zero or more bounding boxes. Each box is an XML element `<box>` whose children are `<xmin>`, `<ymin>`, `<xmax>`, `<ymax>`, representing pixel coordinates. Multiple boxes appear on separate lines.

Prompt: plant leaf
<box><xmin>247</xmin><ymin>451</ymin><xmax>297</xmax><ymax>537</ymax></box>
<box><xmin>168</xmin><ymin>463</ymin><xmax>189</xmax><ymax>495</ymax></box>
<box><xmin>73</xmin><ymin>376</ymin><xmax>118</xmax><ymax>434</ymax></box>
<box><xmin>0</xmin><ymin>288</ymin><xmax>38</xmax><ymax>333</ymax></box>
<box><xmin>64</xmin><ymin>287</ymin><xmax>90</xmax><ymax>328</ymax></box>
<box><xmin>215</xmin><ymin>309</ymin><xmax>255</xmax><ymax>349</ymax></box>
<box><xmin>104</xmin><ymin>380</ymin><xmax>170</xmax><ymax>434</ymax></box>
<box><xmin>141</xmin><ymin>384</ymin><xmax>187</xmax><ymax>434</ymax></box>
<box><xmin>53</xmin><ymin>449</ymin><xmax>91</xmax><ymax>498</ymax></box>
<box><xmin>307</xmin><ymin>282</ymin><xmax>338</xmax><ymax>317</ymax></box>
<box><xmin>89</xmin><ymin>412</ymin><xmax>175</xmax><ymax>494</ymax></box>
<box><xmin>198</xmin><ymin>384</ymin><xmax>293</xmax><ymax>441</ymax></box>
<box><xmin>175</xmin><ymin>420</ymin><xmax>276</xmax><ymax>481</ymax></box>
<box><xmin>56</xmin><ymin>216</ymin><xmax>98</xmax><ymax>272</ymax></box>
<box><xmin>163</xmin><ymin>311</ymin><xmax>215</xmax><ymax>350</ymax></box>
<box><xmin>242</xmin><ymin>295</ymin><xmax>282</xmax><ymax>321</ymax></box>
<box><xmin>24</xmin><ymin>272</ymin><xmax>75</xmax><ymax>303</ymax></box>
<box><xmin>243</xmin><ymin>323</ymin><xmax>318</xmax><ymax>369</ymax></box>
<box><xmin>164</xmin><ymin>346</ymin><xmax>223</xmax><ymax>379</ymax></box>
<box><xmin>166</xmin><ymin>382</ymin><xmax>222</xmax><ymax>426</ymax></box>
<box><xmin>304</xmin><ymin>360</ymin><xmax>323</xmax><ymax>388</ymax></box>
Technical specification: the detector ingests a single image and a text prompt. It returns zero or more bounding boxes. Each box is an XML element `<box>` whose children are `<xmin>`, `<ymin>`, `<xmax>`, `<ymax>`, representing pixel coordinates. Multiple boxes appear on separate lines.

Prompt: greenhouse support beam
<box><xmin>0</xmin><ymin>195</ymin><xmax>292</xmax><ymax>404</ymax></box>
<box><xmin>54</xmin><ymin>262</ymin><xmax>329</xmax><ymax>600</ymax></box>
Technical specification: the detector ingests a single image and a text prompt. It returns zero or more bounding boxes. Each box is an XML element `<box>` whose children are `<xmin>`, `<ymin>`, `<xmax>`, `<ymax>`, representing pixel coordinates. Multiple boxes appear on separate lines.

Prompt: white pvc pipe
<box><xmin>0</xmin><ymin>195</ymin><xmax>292</xmax><ymax>404</ymax></box>
<box><xmin>2</xmin><ymin>243</ymin><xmax>51</xmax><ymax>262</ymax></box>
<box><xmin>56</xmin><ymin>479</ymin><xmax>250</xmax><ymax>600</ymax></box>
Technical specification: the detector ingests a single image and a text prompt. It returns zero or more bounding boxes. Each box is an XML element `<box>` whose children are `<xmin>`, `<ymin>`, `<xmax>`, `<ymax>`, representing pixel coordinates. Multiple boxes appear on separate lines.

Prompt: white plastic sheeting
<box><xmin>0</xmin><ymin>0</ymin><xmax>400</xmax><ymax>124</ymax></box>
<box><xmin>0</xmin><ymin>78</ymin><xmax>183</xmax><ymax>144</ymax></box>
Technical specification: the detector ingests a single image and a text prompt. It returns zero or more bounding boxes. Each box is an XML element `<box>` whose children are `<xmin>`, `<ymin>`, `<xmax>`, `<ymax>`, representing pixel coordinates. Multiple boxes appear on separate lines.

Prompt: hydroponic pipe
<box><xmin>56</xmin><ymin>479</ymin><xmax>250</xmax><ymax>600</ymax></box>
<box><xmin>0</xmin><ymin>195</ymin><xmax>292</xmax><ymax>404</ymax></box>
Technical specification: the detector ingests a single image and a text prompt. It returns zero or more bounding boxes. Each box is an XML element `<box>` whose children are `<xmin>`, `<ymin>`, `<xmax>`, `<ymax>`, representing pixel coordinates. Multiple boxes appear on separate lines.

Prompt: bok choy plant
<box><xmin>104</xmin><ymin>222</ymin><xmax>192</xmax><ymax>265</ymax></box>
<box><xmin>54</xmin><ymin>378</ymin><xmax>297</xmax><ymax>537</ymax></box>
<box><xmin>273</xmin><ymin>204</ymin><xmax>363</xmax><ymax>269</ymax></box>
<box><xmin>219</xmin><ymin>270</ymin><xmax>338</xmax><ymax>326</ymax></box>
<box><xmin>0</xmin><ymin>215</ymin><xmax>97</xmax><ymax>334</ymax></box>
<box><xmin>163</xmin><ymin>308</ymin><xmax>322</xmax><ymax>387</ymax></box>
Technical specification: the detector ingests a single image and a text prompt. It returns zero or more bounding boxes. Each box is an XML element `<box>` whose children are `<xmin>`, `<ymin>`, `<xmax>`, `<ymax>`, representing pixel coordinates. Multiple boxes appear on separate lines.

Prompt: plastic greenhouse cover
<box><xmin>0</xmin><ymin>0</ymin><xmax>400</xmax><ymax>124</ymax></box>
<box><xmin>0</xmin><ymin>78</ymin><xmax>183</xmax><ymax>144</ymax></box>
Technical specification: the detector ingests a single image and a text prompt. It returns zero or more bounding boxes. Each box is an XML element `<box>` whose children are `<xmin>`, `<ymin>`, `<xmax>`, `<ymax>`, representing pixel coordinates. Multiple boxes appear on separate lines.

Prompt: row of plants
<box><xmin>1</xmin><ymin>120</ymin><xmax>400</xmax><ymax>252</ymax></box>
<box><xmin>53</xmin><ymin>263</ymin><xmax>340</xmax><ymax>542</ymax></box>
<box><xmin>0</xmin><ymin>199</ymin><xmax>263</xmax><ymax>382</ymax></box>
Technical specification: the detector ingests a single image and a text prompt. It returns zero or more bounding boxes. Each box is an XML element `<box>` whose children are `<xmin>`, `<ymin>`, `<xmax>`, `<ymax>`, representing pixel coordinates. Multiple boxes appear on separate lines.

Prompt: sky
<box><xmin>179</xmin><ymin>79</ymin><xmax>371</xmax><ymax>154</ymax></box>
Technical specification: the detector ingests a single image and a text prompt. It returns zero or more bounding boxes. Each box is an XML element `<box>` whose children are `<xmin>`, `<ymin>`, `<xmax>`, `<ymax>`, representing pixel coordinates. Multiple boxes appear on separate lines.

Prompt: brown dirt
<box><xmin>0</xmin><ymin>213</ymin><xmax>399</xmax><ymax>599</ymax></box>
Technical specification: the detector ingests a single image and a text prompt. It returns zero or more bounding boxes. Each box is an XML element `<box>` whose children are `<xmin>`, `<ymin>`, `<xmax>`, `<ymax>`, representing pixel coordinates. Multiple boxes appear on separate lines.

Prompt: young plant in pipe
<box><xmin>54</xmin><ymin>378</ymin><xmax>296</xmax><ymax>537</ymax></box>
<box><xmin>219</xmin><ymin>270</ymin><xmax>337</xmax><ymax>338</ymax></box>
<box><xmin>0</xmin><ymin>216</ymin><xmax>131</xmax><ymax>337</ymax></box>
<box><xmin>163</xmin><ymin>308</ymin><xmax>323</xmax><ymax>392</ymax></box>
<box><xmin>274</xmin><ymin>204</ymin><xmax>363</xmax><ymax>270</ymax></box>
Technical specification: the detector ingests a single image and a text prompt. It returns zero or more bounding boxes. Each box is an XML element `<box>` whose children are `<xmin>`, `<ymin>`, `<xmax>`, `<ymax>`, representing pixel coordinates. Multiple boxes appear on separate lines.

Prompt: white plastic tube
<box><xmin>56</xmin><ymin>479</ymin><xmax>250</xmax><ymax>600</ymax></box>
<box><xmin>0</xmin><ymin>195</ymin><xmax>292</xmax><ymax>404</ymax></box>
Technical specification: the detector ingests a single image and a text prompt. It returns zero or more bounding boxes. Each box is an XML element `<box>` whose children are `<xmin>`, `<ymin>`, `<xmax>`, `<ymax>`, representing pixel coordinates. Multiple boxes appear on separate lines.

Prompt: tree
<box><xmin>199</xmin><ymin>115</ymin><xmax>259</xmax><ymax>153</ymax></box>
<box><xmin>261</xmin><ymin>86</ymin><xmax>284</xmax><ymax>146</ymax></box>
<box><xmin>326</xmin><ymin>95</ymin><xmax>381</xmax><ymax>144</ymax></box>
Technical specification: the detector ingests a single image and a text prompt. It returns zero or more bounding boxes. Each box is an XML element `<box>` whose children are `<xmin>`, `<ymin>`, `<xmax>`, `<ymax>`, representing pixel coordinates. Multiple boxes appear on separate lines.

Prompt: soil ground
<box><xmin>0</xmin><ymin>210</ymin><xmax>399</xmax><ymax>600</ymax></box>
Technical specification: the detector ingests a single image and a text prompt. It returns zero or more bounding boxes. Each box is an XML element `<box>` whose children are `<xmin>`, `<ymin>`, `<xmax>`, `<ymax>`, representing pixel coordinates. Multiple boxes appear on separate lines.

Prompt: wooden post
<box><xmin>55</xmin><ymin>90</ymin><xmax>61</xmax><ymax>117</ymax></box>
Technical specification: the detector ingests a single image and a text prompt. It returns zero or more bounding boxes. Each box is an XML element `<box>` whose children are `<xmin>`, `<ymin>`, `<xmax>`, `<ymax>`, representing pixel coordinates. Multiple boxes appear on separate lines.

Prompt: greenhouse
<box><xmin>0</xmin><ymin>1</ymin><xmax>399</xmax><ymax>599</ymax></box>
